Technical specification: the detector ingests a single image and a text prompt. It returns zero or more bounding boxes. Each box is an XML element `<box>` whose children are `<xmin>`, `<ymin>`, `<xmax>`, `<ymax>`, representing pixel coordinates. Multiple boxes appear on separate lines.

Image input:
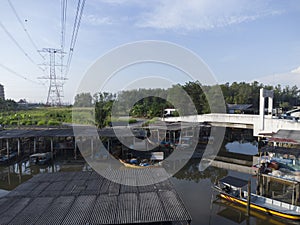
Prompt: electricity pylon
<box><xmin>38</xmin><ymin>48</ymin><xmax>66</xmax><ymax>105</ymax></box>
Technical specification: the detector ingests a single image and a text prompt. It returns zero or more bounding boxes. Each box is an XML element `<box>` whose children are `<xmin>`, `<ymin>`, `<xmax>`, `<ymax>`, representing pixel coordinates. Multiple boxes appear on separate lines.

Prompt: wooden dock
<box><xmin>0</xmin><ymin>169</ymin><xmax>191</xmax><ymax>224</ymax></box>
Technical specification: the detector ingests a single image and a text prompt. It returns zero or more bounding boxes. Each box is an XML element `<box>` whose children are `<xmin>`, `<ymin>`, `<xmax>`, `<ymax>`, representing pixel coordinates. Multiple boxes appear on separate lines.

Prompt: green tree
<box><xmin>74</xmin><ymin>93</ymin><xmax>93</xmax><ymax>107</ymax></box>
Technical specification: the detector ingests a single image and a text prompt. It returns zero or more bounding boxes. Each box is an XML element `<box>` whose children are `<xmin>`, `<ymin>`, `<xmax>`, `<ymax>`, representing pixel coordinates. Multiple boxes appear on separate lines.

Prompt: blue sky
<box><xmin>0</xmin><ymin>0</ymin><xmax>300</xmax><ymax>103</ymax></box>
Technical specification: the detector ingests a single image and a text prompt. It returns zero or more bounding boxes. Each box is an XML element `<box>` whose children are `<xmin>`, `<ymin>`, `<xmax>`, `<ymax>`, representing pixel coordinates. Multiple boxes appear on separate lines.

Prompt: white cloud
<box><xmin>253</xmin><ymin>66</ymin><xmax>300</xmax><ymax>87</ymax></box>
<box><xmin>291</xmin><ymin>66</ymin><xmax>300</xmax><ymax>74</ymax></box>
<box><xmin>137</xmin><ymin>0</ymin><xmax>283</xmax><ymax>30</ymax></box>
<box><xmin>82</xmin><ymin>14</ymin><xmax>113</xmax><ymax>26</ymax></box>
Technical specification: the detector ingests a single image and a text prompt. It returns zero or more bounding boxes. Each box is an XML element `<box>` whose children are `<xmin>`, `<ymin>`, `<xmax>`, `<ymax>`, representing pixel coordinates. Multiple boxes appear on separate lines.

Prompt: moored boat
<box><xmin>213</xmin><ymin>176</ymin><xmax>300</xmax><ymax>221</ymax></box>
<box><xmin>29</xmin><ymin>152</ymin><xmax>51</xmax><ymax>165</ymax></box>
<box><xmin>119</xmin><ymin>158</ymin><xmax>160</xmax><ymax>168</ymax></box>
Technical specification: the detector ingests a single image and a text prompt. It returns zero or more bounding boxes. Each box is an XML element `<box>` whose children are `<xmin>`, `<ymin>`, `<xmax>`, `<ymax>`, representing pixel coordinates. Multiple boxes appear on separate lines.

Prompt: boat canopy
<box><xmin>219</xmin><ymin>176</ymin><xmax>248</xmax><ymax>188</ymax></box>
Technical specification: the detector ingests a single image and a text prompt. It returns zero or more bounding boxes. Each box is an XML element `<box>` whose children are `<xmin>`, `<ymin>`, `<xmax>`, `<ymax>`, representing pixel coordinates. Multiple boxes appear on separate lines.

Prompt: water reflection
<box><xmin>174</xmin><ymin>159</ymin><xmax>228</xmax><ymax>183</ymax></box>
<box><xmin>0</xmin><ymin>155</ymin><xmax>298</xmax><ymax>225</ymax></box>
<box><xmin>225</xmin><ymin>141</ymin><xmax>258</xmax><ymax>155</ymax></box>
<box><xmin>0</xmin><ymin>158</ymin><xmax>87</xmax><ymax>191</ymax></box>
<box><xmin>171</xmin><ymin>159</ymin><xmax>298</xmax><ymax>225</ymax></box>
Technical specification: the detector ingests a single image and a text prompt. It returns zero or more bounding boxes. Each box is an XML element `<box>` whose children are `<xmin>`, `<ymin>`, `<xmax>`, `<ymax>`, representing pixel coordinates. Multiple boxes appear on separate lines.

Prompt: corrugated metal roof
<box><xmin>0</xmin><ymin>122</ymin><xmax>201</xmax><ymax>139</ymax></box>
<box><xmin>270</xmin><ymin>129</ymin><xmax>300</xmax><ymax>143</ymax></box>
<box><xmin>0</xmin><ymin>170</ymin><xmax>191</xmax><ymax>224</ymax></box>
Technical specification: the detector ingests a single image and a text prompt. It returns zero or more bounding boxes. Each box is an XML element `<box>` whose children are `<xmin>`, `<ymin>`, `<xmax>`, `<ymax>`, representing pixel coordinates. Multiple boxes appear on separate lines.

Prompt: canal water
<box><xmin>0</xmin><ymin>144</ymin><xmax>297</xmax><ymax>225</ymax></box>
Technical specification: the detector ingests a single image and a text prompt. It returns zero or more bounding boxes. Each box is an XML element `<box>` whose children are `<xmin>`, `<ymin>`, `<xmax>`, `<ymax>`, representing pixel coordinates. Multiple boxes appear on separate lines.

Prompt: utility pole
<box><xmin>38</xmin><ymin>48</ymin><xmax>66</xmax><ymax>106</ymax></box>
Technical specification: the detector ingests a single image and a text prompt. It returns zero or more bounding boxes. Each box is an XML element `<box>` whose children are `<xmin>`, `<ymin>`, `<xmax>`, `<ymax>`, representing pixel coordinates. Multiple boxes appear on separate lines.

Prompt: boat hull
<box><xmin>119</xmin><ymin>159</ymin><xmax>158</xmax><ymax>169</ymax></box>
<box><xmin>219</xmin><ymin>193</ymin><xmax>300</xmax><ymax>221</ymax></box>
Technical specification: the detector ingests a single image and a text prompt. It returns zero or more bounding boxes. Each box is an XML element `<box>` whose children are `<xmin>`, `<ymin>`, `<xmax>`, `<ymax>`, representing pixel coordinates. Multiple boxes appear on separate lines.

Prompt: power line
<box><xmin>61</xmin><ymin>0</ymin><xmax>67</xmax><ymax>52</ymax></box>
<box><xmin>65</xmin><ymin>0</ymin><xmax>86</xmax><ymax>77</ymax></box>
<box><xmin>60</xmin><ymin>0</ymin><xmax>67</xmax><ymax>77</ymax></box>
<box><xmin>0</xmin><ymin>21</ymin><xmax>45</xmax><ymax>72</ymax></box>
<box><xmin>0</xmin><ymin>62</ymin><xmax>45</xmax><ymax>86</ymax></box>
<box><xmin>7</xmin><ymin>0</ymin><xmax>45</xmax><ymax>60</ymax></box>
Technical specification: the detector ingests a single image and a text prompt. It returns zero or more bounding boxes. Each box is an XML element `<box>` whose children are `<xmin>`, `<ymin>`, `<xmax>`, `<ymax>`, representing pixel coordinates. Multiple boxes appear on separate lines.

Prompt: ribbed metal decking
<box><xmin>0</xmin><ymin>169</ymin><xmax>191</xmax><ymax>224</ymax></box>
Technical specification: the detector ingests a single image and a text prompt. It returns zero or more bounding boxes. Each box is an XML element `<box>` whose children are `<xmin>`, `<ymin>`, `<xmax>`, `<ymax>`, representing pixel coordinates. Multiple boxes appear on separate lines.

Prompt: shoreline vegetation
<box><xmin>1</xmin><ymin>81</ymin><xmax>300</xmax><ymax>128</ymax></box>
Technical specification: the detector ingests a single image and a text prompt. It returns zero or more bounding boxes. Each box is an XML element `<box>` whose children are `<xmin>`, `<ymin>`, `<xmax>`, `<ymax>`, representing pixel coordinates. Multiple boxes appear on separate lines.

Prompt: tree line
<box><xmin>74</xmin><ymin>81</ymin><xmax>300</xmax><ymax>128</ymax></box>
<box><xmin>1</xmin><ymin>81</ymin><xmax>298</xmax><ymax>128</ymax></box>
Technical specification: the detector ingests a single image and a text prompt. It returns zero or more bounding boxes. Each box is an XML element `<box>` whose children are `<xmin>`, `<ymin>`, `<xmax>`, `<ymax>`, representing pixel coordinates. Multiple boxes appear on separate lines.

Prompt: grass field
<box><xmin>0</xmin><ymin>107</ymin><xmax>73</xmax><ymax>127</ymax></box>
<box><xmin>0</xmin><ymin>106</ymin><xmax>138</xmax><ymax>127</ymax></box>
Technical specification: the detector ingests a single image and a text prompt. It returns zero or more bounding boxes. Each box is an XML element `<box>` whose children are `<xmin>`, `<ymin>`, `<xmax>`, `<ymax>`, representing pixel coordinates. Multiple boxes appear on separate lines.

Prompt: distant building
<box><xmin>227</xmin><ymin>104</ymin><xmax>253</xmax><ymax>114</ymax></box>
<box><xmin>0</xmin><ymin>83</ymin><xmax>4</xmax><ymax>100</ymax></box>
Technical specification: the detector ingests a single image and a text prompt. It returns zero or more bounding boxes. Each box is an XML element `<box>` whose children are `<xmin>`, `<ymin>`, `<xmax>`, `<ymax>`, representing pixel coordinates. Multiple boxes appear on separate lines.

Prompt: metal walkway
<box><xmin>0</xmin><ymin>170</ymin><xmax>191</xmax><ymax>224</ymax></box>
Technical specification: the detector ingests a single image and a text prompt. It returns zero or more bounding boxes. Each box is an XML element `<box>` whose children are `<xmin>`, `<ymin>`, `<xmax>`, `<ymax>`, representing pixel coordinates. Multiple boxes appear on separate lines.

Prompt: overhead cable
<box><xmin>65</xmin><ymin>0</ymin><xmax>86</xmax><ymax>77</ymax></box>
<box><xmin>0</xmin><ymin>62</ymin><xmax>45</xmax><ymax>86</ymax></box>
<box><xmin>7</xmin><ymin>0</ymin><xmax>45</xmax><ymax>60</ymax></box>
<box><xmin>0</xmin><ymin>21</ymin><xmax>45</xmax><ymax>72</ymax></box>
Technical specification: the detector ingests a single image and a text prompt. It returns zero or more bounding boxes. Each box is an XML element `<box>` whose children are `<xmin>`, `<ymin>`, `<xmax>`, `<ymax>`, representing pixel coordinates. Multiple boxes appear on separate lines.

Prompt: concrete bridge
<box><xmin>164</xmin><ymin>88</ymin><xmax>300</xmax><ymax>137</ymax></box>
<box><xmin>164</xmin><ymin>113</ymin><xmax>300</xmax><ymax>137</ymax></box>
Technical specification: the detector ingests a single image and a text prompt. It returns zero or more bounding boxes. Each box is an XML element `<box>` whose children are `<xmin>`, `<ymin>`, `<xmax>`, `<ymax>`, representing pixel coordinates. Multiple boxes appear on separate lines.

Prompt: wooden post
<box><xmin>292</xmin><ymin>184</ymin><xmax>295</xmax><ymax>205</ymax></box>
<box><xmin>74</xmin><ymin>137</ymin><xmax>80</xmax><ymax>160</ymax></box>
<box><xmin>247</xmin><ymin>179</ymin><xmax>251</xmax><ymax>216</ymax></box>
<box><xmin>7</xmin><ymin>165</ymin><xmax>11</xmax><ymax>185</ymax></box>
<box><xmin>259</xmin><ymin>175</ymin><xmax>264</xmax><ymax>196</ymax></box>
<box><xmin>107</xmin><ymin>139</ymin><xmax>110</xmax><ymax>153</ymax></box>
<box><xmin>18</xmin><ymin>162</ymin><xmax>22</xmax><ymax>183</ymax></box>
<box><xmin>296</xmin><ymin>184</ymin><xmax>299</xmax><ymax>205</ymax></box>
<box><xmin>266</xmin><ymin>177</ymin><xmax>270</xmax><ymax>196</ymax></box>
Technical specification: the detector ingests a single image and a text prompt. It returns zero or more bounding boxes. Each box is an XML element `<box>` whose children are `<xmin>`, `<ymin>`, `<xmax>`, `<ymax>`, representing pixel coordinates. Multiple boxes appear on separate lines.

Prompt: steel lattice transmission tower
<box><xmin>39</xmin><ymin>48</ymin><xmax>66</xmax><ymax>105</ymax></box>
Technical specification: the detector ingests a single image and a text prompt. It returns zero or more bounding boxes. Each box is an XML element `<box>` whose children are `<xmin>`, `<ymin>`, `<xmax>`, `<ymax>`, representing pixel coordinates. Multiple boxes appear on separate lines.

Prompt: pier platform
<box><xmin>0</xmin><ymin>169</ymin><xmax>191</xmax><ymax>224</ymax></box>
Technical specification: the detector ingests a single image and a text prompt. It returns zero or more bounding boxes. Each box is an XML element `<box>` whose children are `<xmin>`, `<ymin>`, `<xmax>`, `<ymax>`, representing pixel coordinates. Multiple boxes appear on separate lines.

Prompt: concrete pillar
<box><xmin>91</xmin><ymin>138</ymin><xmax>94</xmax><ymax>159</ymax></box>
<box><xmin>6</xmin><ymin>139</ymin><xmax>9</xmax><ymax>157</ymax></box>
<box><xmin>259</xmin><ymin>88</ymin><xmax>265</xmax><ymax>131</ymax></box>
<box><xmin>50</xmin><ymin>138</ymin><xmax>54</xmax><ymax>160</ymax></box>
<box><xmin>33</xmin><ymin>138</ymin><xmax>37</xmax><ymax>153</ymax></box>
<box><xmin>173</xmin><ymin>131</ymin><xmax>176</xmax><ymax>144</ymax></box>
<box><xmin>268</xmin><ymin>97</ymin><xmax>273</xmax><ymax>117</ymax></box>
<box><xmin>17</xmin><ymin>138</ymin><xmax>21</xmax><ymax>156</ymax></box>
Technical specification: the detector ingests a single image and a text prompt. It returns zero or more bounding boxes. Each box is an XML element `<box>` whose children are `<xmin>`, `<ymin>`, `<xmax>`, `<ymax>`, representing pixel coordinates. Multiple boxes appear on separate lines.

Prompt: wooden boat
<box><xmin>29</xmin><ymin>152</ymin><xmax>51</xmax><ymax>165</ymax></box>
<box><xmin>213</xmin><ymin>176</ymin><xmax>300</xmax><ymax>221</ymax></box>
<box><xmin>119</xmin><ymin>159</ymin><xmax>160</xmax><ymax>169</ymax></box>
<box><xmin>213</xmin><ymin>198</ymin><xmax>290</xmax><ymax>225</ymax></box>
<box><xmin>0</xmin><ymin>152</ymin><xmax>17</xmax><ymax>164</ymax></box>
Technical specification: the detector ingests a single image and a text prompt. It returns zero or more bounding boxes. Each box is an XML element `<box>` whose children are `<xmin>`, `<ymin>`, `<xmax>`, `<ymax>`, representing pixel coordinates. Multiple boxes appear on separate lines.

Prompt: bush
<box><xmin>48</xmin><ymin>120</ymin><xmax>61</xmax><ymax>126</ymax></box>
<box><xmin>128</xmin><ymin>118</ymin><xmax>137</xmax><ymax>124</ymax></box>
<box><xmin>10</xmin><ymin>120</ymin><xmax>18</xmax><ymax>125</ymax></box>
<box><xmin>37</xmin><ymin>120</ymin><xmax>46</xmax><ymax>126</ymax></box>
<box><xmin>25</xmin><ymin>120</ymin><xmax>32</xmax><ymax>125</ymax></box>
